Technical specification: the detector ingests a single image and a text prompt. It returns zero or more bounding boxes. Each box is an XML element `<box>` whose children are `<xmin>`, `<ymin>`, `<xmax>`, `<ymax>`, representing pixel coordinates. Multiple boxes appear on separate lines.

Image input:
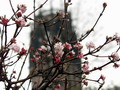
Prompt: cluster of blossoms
<box><xmin>7</xmin><ymin>34</ymin><xmax>120</xmax><ymax>89</ymax></box>
<box><xmin>8</xmin><ymin>38</ymin><xmax>27</xmax><ymax>57</ymax></box>
<box><xmin>30</xmin><ymin>45</ymin><xmax>48</xmax><ymax>62</ymax></box>
<box><xmin>53</xmin><ymin>41</ymin><xmax>84</xmax><ymax>63</ymax></box>
<box><xmin>54</xmin><ymin>42</ymin><xmax>64</xmax><ymax>63</ymax></box>
<box><xmin>0</xmin><ymin>4</ymin><xmax>28</xmax><ymax>27</ymax></box>
<box><xmin>1</xmin><ymin>1</ymin><xmax>120</xmax><ymax>90</ymax></box>
<box><xmin>15</xmin><ymin>4</ymin><xmax>28</xmax><ymax>27</ymax></box>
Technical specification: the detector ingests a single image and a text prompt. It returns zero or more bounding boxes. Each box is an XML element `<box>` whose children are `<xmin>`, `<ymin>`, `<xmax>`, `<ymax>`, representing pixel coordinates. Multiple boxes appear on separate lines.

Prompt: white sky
<box><xmin>0</xmin><ymin>0</ymin><xmax>120</xmax><ymax>89</ymax></box>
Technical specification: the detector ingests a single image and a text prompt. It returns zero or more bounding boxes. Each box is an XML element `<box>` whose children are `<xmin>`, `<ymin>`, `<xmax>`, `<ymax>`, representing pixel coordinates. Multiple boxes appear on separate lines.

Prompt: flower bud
<box><xmin>16</xmin><ymin>12</ymin><xmax>22</xmax><ymax>17</ymax></box>
<box><xmin>100</xmin><ymin>74</ymin><xmax>105</xmax><ymax>81</ymax></box>
<box><xmin>103</xmin><ymin>2</ymin><xmax>107</xmax><ymax>8</ymax></box>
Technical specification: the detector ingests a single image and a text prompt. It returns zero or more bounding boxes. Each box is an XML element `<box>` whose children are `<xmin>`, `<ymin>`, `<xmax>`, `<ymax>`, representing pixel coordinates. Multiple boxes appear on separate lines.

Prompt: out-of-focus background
<box><xmin>1</xmin><ymin>0</ymin><xmax>120</xmax><ymax>89</ymax></box>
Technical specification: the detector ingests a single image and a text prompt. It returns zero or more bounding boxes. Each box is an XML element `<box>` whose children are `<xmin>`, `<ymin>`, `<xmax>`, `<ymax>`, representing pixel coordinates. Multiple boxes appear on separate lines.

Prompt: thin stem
<box><xmin>9</xmin><ymin>0</ymin><xmax>16</xmax><ymax>16</ymax></box>
<box><xmin>79</xmin><ymin>6</ymin><xmax>106</xmax><ymax>41</ymax></box>
<box><xmin>1</xmin><ymin>25</ymin><xmax>4</xmax><ymax>49</ymax></box>
<box><xmin>13</xmin><ymin>25</ymin><xmax>19</xmax><ymax>38</ymax></box>
<box><xmin>43</xmin><ymin>23</ymin><xmax>55</xmax><ymax>62</ymax></box>
<box><xmin>4</xmin><ymin>26</ymin><xmax>7</xmax><ymax>46</ymax></box>
<box><xmin>17</xmin><ymin>51</ymin><xmax>29</xmax><ymax>81</ymax></box>
<box><xmin>26</xmin><ymin>0</ymin><xmax>49</xmax><ymax>18</ymax></box>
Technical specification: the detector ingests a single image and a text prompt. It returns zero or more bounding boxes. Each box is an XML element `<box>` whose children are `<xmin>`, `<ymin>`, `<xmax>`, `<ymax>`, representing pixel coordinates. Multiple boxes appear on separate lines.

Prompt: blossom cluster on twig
<box><xmin>0</xmin><ymin>0</ymin><xmax>120</xmax><ymax>90</ymax></box>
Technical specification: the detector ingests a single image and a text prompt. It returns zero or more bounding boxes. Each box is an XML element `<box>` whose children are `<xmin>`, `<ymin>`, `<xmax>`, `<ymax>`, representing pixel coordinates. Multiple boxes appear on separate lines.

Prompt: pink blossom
<box><xmin>55</xmin><ymin>84</ymin><xmax>61</xmax><ymax>90</ymax></box>
<box><xmin>38</xmin><ymin>45</ymin><xmax>47</xmax><ymax>52</ymax></box>
<box><xmin>83</xmin><ymin>80</ymin><xmax>88</xmax><ymax>86</ymax></box>
<box><xmin>86</xmin><ymin>41</ymin><xmax>95</xmax><ymax>49</ymax></box>
<box><xmin>54</xmin><ymin>42</ymin><xmax>64</xmax><ymax>52</ymax></box>
<box><xmin>74</xmin><ymin>41</ymin><xmax>83</xmax><ymax>49</ymax></box>
<box><xmin>33</xmin><ymin>52</ymin><xmax>41</xmax><ymax>60</ymax></box>
<box><xmin>111</xmin><ymin>52</ymin><xmax>120</xmax><ymax>60</ymax></box>
<box><xmin>116</xmin><ymin>36</ymin><xmax>120</xmax><ymax>43</ymax></box>
<box><xmin>100</xmin><ymin>74</ymin><xmax>105</xmax><ymax>81</ymax></box>
<box><xmin>1</xmin><ymin>17</ymin><xmax>9</xmax><ymax>25</ymax></box>
<box><xmin>54</xmin><ymin>42</ymin><xmax>64</xmax><ymax>57</ymax></box>
<box><xmin>82</xmin><ymin>63</ymin><xmax>89</xmax><ymax>72</ymax></box>
<box><xmin>15</xmin><ymin>17</ymin><xmax>26</xmax><ymax>27</ymax></box>
<box><xmin>63</xmin><ymin>42</ymin><xmax>72</xmax><ymax>50</ymax></box>
<box><xmin>18</xmin><ymin>4</ymin><xmax>27</xmax><ymax>13</ymax></box>
<box><xmin>77</xmin><ymin>51</ymin><xmax>84</xmax><ymax>58</ymax></box>
<box><xmin>19</xmin><ymin>48</ymin><xmax>27</xmax><ymax>56</ymax></box>
<box><xmin>55</xmin><ymin>57</ymin><xmax>61</xmax><ymax>64</ymax></box>
<box><xmin>31</xmin><ymin>58</ymin><xmax>35</xmax><ymax>62</ymax></box>
<box><xmin>8</xmin><ymin>43</ymin><xmax>20</xmax><ymax>52</ymax></box>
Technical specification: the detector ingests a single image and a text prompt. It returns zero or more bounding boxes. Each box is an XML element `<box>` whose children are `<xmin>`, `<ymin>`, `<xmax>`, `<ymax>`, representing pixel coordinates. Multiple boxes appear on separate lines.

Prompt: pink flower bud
<box><xmin>19</xmin><ymin>48</ymin><xmax>27</xmax><ymax>56</ymax></box>
<box><xmin>82</xmin><ymin>63</ymin><xmax>89</xmax><ymax>72</ymax></box>
<box><xmin>55</xmin><ymin>84</ymin><xmax>61</xmax><ymax>90</ymax></box>
<box><xmin>55</xmin><ymin>57</ymin><xmax>61</xmax><ymax>64</ymax></box>
<box><xmin>16</xmin><ymin>12</ymin><xmax>22</xmax><ymax>17</ymax></box>
<box><xmin>113</xmin><ymin>63</ymin><xmax>120</xmax><ymax>68</ymax></box>
<box><xmin>31</xmin><ymin>58</ymin><xmax>35</xmax><ymax>62</ymax></box>
<box><xmin>1</xmin><ymin>17</ymin><xmax>9</xmax><ymax>25</ymax></box>
<box><xmin>77</xmin><ymin>51</ymin><xmax>84</xmax><ymax>58</ymax></box>
<box><xmin>83</xmin><ymin>80</ymin><xmax>88</xmax><ymax>86</ymax></box>
<box><xmin>100</xmin><ymin>74</ymin><xmax>105</xmax><ymax>81</ymax></box>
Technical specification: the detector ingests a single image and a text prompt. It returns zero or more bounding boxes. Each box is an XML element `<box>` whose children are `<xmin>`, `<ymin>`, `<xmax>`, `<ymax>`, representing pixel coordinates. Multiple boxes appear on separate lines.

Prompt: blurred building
<box><xmin>29</xmin><ymin>3</ymin><xmax>82</xmax><ymax>90</ymax></box>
